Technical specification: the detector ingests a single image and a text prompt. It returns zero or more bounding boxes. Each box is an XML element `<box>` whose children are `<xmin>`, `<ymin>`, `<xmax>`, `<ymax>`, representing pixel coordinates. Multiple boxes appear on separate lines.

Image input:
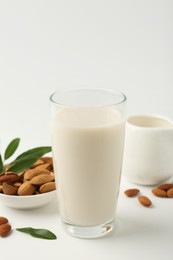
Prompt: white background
<box><xmin>0</xmin><ymin>1</ymin><xmax>173</xmax><ymax>259</ymax></box>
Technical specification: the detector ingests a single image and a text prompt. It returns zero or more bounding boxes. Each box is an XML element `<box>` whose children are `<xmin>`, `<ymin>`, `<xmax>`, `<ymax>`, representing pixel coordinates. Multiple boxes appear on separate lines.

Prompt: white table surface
<box><xmin>1</xmin><ymin>176</ymin><xmax>173</xmax><ymax>260</ymax></box>
<box><xmin>0</xmin><ymin>0</ymin><xmax>173</xmax><ymax>259</ymax></box>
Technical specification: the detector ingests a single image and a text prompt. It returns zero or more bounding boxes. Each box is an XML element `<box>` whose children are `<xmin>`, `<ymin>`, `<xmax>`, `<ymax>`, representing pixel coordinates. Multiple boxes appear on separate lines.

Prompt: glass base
<box><xmin>62</xmin><ymin>219</ymin><xmax>115</xmax><ymax>239</ymax></box>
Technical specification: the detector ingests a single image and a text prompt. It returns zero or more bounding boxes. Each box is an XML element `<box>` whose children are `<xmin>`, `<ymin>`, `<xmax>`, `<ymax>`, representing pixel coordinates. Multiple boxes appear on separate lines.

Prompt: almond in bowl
<box><xmin>0</xmin><ymin>157</ymin><xmax>57</xmax><ymax>209</ymax></box>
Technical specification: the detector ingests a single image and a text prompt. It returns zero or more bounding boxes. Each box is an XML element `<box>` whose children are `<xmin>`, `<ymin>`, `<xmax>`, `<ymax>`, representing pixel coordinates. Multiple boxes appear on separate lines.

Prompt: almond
<box><xmin>138</xmin><ymin>195</ymin><xmax>152</xmax><ymax>207</ymax></box>
<box><xmin>39</xmin><ymin>182</ymin><xmax>56</xmax><ymax>193</ymax></box>
<box><xmin>2</xmin><ymin>183</ymin><xmax>18</xmax><ymax>195</ymax></box>
<box><xmin>167</xmin><ymin>187</ymin><xmax>173</xmax><ymax>198</ymax></box>
<box><xmin>0</xmin><ymin>223</ymin><xmax>11</xmax><ymax>237</ymax></box>
<box><xmin>158</xmin><ymin>183</ymin><xmax>173</xmax><ymax>191</ymax></box>
<box><xmin>124</xmin><ymin>188</ymin><xmax>140</xmax><ymax>197</ymax></box>
<box><xmin>49</xmin><ymin>172</ymin><xmax>55</xmax><ymax>178</ymax></box>
<box><xmin>41</xmin><ymin>157</ymin><xmax>53</xmax><ymax>164</ymax></box>
<box><xmin>0</xmin><ymin>173</ymin><xmax>21</xmax><ymax>184</ymax></box>
<box><xmin>17</xmin><ymin>181</ymin><xmax>36</xmax><ymax>196</ymax></box>
<box><xmin>35</xmin><ymin>163</ymin><xmax>53</xmax><ymax>171</ymax></box>
<box><xmin>24</xmin><ymin>169</ymin><xmax>50</xmax><ymax>181</ymax></box>
<box><xmin>30</xmin><ymin>174</ymin><xmax>54</xmax><ymax>185</ymax></box>
<box><xmin>31</xmin><ymin>159</ymin><xmax>44</xmax><ymax>168</ymax></box>
<box><xmin>152</xmin><ymin>188</ymin><xmax>167</xmax><ymax>198</ymax></box>
<box><xmin>0</xmin><ymin>217</ymin><xmax>8</xmax><ymax>225</ymax></box>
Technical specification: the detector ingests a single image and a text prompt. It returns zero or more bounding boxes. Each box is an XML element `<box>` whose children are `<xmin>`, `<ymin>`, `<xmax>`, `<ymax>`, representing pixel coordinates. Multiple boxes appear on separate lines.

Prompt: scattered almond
<box><xmin>152</xmin><ymin>188</ymin><xmax>167</xmax><ymax>198</ymax></box>
<box><xmin>0</xmin><ymin>217</ymin><xmax>8</xmax><ymax>225</ymax></box>
<box><xmin>124</xmin><ymin>188</ymin><xmax>140</xmax><ymax>197</ymax></box>
<box><xmin>167</xmin><ymin>187</ymin><xmax>173</xmax><ymax>198</ymax></box>
<box><xmin>138</xmin><ymin>195</ymin><xmax>152</xmax><ymax>207</ymax></box>
<box><xmin>0</xmin><ymin>223</ymin><xmax>11</xmax><ymax>237</ymax></box>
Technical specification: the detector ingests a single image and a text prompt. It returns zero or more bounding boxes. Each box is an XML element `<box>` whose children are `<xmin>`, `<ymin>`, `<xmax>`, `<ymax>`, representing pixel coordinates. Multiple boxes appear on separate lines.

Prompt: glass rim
<box><xmin>49</xmin><ymin>87</ymin><xmax>127</xmax><ymax>108</ymax></box>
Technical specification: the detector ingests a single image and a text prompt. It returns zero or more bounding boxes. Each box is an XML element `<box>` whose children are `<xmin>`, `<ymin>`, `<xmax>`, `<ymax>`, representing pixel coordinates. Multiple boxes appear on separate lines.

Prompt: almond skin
<box><xmin>152</xmin><ymin>188</ymin><xmax>167</xmax><ymax>198</ymax></box>
<box><xmin>0</xmin><ymin>173</ymin><xmax>21</xmax><ymax>184</ymax></box>
<box><xmin>40</xmin><ymin>157</ymin><xmax>53</xmax><ymax>164</ymax></box>
<box><xmin>138</xmin><ymin>195</ymin><xmax>152</xmax><ymax>207</ymax></box>
<box><xmin>2</xmin><ymin>183</ymin><xmax>18</xmax><ymax>195</ymax></box>
<box><xmin>30</xmin><ymin>173</ymin><xmax>54</xmax><ymax>185</ymax></box>
<box><xmin>158</xmin><ymin>183</ymin><xmax>173</xmax><ymax>191</ymax></box>
<box><xmin>167</xmin><ymin>187</ymin><xmax>173</xmax><ymax>198</ymax></box>
<box><xmin>24</xmin><ymin>169</ymin><xmax>50</xmax><ymax>181</ymax></box>
<box><xmin>35</xmin><ymin>163</ymin><xmax>53</xmax><ymax>171</ymax></box>
<box><xmin>124</xmin><ymin>188</ymin><xmax>140</xmax><ymax>197</ymax></box>
<box><xmin>0</xmin><ymin>223</ymin><xmax>11</xmax><ymax>237</ymax></box>
<box><xmin>31</xmin><ymin>159</ymin><xmax>44</xmax><ymax>168</ymax></box>
<box><xmin>0</xmin><ymin>217</ymin><xmax>8</xmax><ymax>225</ymax></box>
<box><xmin>17</xmin><ymin>181</ymin><xmax>36</xmax><ymax>196</ymax></box>
<box><xmin>39</xmin><ymin>182</ymin><xmax>56</xmax><ymax>193</ymax></box>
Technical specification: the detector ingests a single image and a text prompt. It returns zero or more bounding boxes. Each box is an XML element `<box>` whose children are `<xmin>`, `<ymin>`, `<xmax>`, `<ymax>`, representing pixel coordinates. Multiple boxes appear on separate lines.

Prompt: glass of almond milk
<box><xmin>50</xmin><ymin>88</ymin><xmax>126</xmax><ymax>238</ymax></box>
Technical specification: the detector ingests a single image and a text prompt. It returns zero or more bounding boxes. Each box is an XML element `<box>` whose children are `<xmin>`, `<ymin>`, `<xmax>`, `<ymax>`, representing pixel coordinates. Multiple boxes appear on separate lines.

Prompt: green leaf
<box><xmin>0</xmin><ymin>154</ymin><xmax>3</xmax><ymax>173</ymax></box>
<box><xmin>16</xmin><ymin>146</ymin><xmax>52</xmax><ymax>160</ymax></box>
<box><xmin>8</xmin><ymin>157</ymin><xmax>38</xmax><ymax>173</ymax></box>
<box><xmin>7</xmin><ymin>146</ymin><xmax>52</xmax><ymax>173</ymax></box>
<box><xmin>16</xmin><ymin>227</ymin><xmax>57</xmax><ymax>240</ymax></box>
<box><xmin>4</xmin><ymin>138</ymin><xmax>20</xmax><ymax>160</ymax></box>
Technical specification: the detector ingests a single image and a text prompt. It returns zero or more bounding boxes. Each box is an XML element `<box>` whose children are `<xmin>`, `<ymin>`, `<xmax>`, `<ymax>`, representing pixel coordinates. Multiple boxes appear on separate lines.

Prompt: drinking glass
<box><xmin>50</xmin><ymin>88</ymin><xmax>126</xmax><ymax>238</ymax></box>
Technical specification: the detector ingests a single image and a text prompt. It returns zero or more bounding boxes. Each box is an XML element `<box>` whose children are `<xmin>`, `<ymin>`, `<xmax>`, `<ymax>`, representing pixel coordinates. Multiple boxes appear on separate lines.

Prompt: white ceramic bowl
<box><xmin>0</xmin><ymin>190</ymin><xmax>57</xmax><ymax>209</ymax></box>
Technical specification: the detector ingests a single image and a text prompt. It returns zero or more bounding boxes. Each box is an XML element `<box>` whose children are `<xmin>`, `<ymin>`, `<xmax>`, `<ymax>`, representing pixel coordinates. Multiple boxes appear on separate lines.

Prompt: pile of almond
<box><xmin>152</xmin><ymin>183</ymin><xmax>173</xmax><ymax>198</ymax></box>
<box><xmin>124</xmin><ymin>182</ymin><xmax>173</xmax><ymax>207</ymax></box>
<box><xmin>0</xmin><ymin>157</ymin><xmax>56</xmax><ymax>196</ymax></box>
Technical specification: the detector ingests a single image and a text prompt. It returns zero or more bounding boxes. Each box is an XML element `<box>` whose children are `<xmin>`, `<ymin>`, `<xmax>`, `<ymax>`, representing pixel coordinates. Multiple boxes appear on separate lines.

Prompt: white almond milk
<box><xmin>51</xmin><ymin>108</ymin><xmax>125</xmax><ymax>226</ymax></box>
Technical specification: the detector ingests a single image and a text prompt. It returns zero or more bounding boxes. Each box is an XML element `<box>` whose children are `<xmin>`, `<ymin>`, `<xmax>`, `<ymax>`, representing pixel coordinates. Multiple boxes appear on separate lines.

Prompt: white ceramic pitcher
<box><xmin>122</xmin><ymin>114</ymin><xmax>173</xmax><ymax>185</ymax></box>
